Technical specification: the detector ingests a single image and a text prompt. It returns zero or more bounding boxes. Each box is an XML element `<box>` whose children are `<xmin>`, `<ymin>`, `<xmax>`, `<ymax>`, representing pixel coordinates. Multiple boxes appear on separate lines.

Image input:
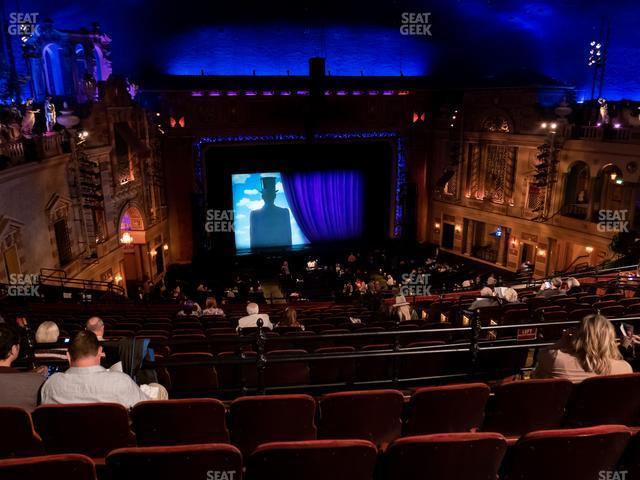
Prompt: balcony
<box><xmin>0</xmin><ymin>133</ymin><xmax>64</xmax><ymax>170</ymax></box>
<box><xmin>561</xmin><ymin>203</ymin><xmax>588</xmax><ymax>220</ymax></box>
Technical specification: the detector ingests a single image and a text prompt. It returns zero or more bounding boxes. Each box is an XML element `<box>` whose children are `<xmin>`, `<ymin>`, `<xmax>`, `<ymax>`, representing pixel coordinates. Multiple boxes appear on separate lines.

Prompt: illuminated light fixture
<box><xmin>120</xmin><ymin>232</ymin><xmax>133</xmax><ymax>245</ymax></box>
<box><xmin>280</xmin><ymin>91</ymin><xmax>291</xmax><ymax>96</ymax></box>
<box><xmin>538</xmin><ymin>249</ymin><xmax>547</xmax><ymax>257</ymax></box>
<box><xmin>511</xmin><ymin>239</ymin><xmax>518</xmax><ymax>247</ymax></box>
<box><xmin>541</xmin><ymin>122</ymin><xmax>547</xmax><ymax>128</ymax></box>
<box><xmin>585</xmin><ymin>246</ymin><xmax>594</xmax><ymax>253</ymax></box>
<box><xmin>226</xmin><ymin>91</ymin><xmax>238</xmax><ymax>96</ymax></box>
<box><xmin>398</xmin><ymin>90</ymin><xmax>410</xmax><ymax>95</ymax></box>
<box><xmin>616</xmin><ymin>178</ymin><xmax>624</xmax><ymax>185</ymax></box>
<box><xmin>610</xmin><ymin>172</ymin><xmax>618</xmax><ymax>180</ymax></box>
<box><xmin>434</xmin><ymin>222</ymin><xmax>441</xmax><ymax>229</ymax></box>
<box><xmin>191</xmin><ymin>91</ymin><xmax>203</xmax><ymax>97</ymax></box>
<box><xmin>550</xmin><ymin>122</ymin><xmax>557</xmax><ymax>130</ymax></box>
<box><xmin>367</xmin><ymin>90</ymin><xmax>379</xmax><ymax>95</ymax></box>
<box><xmin>454</xmin><ymin>224</ymin><xmax>462</xmax><ymax>233</ymax></box>
<box><xmin>596</xmin><ymin>122</ymin><xmax>602</xmax><ymax>127</ymax></box>
<box><xmin>244</xmin><ymin>90</ymin><xmax>257</xmax><ymax>96</ymax></box>
<box><xmin>324</xmin><ymin>90</ymin><xmax>332</xmax><ymax>96</ymax></box>
<box><xmin>163</xmin><ymin>243</ymin><xmax>169</xmax><ymax>251</ymax></box>
<box><xmin>208</xmin><ymin>91</ymin><xmax>221</xmax><ymax>96</ymax></box>
<box><xmin>382</xmin><ymin>90</ymin><xmax>395</xmax><ymax>95</ymax></box>
<box><xmin>351</xmin><ymin>90</ymin><xmax>362</xmax><ymax>95</ymax></box>
<box><xmin>336</xmin><ymin>90</ymin><xmax>347</xmax><ymax>96</ymax></box>
<box><xmin>295</xmin><ymin>90</ymin><xmax>309</xmax><ymax>96</ymax></box>
<box><xmin>614</xmin><ymin>123</ymin><xmax>622</xmax><ymax>129</ymax></box>
<box><xmin>114</xmin><ymin>273</ymin><xmax>123</xmax><ymax>283</ymax></box>
<box><xmin>150</xmin><ymin>250</ymin><xmax>157</xmax><ymax>257</ymax></box>
<box><xmin>155</xmin><ymin>112</ymin><xmax>160</xmax><ymax>117</ymax></box>
<box><xmin>262</xmin><ymin>90</ymin><xmax>274</xmax><ymax>96</ymax></box>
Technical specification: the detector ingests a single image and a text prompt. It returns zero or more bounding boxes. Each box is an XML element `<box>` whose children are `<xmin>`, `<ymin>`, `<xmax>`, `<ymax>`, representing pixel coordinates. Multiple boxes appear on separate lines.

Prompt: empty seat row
<box><xmin>3</xmin><ymin>374</ymin><xmax>640</xmax><ymax>462</ymax></box>
<box><xmin>2</xmin><ymin>426</ymin><xmax>639</xmax><ymax>480</ymax></box>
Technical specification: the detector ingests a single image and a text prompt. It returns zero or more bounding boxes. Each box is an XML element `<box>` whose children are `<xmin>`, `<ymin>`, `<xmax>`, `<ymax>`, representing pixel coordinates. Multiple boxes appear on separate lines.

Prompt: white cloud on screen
<box><xmin>244</xmin><ymin>189</ymin><xmax>260</xmax><ymax>195</ymax></box>
<box><xmin>236</xmin><ymin>198</ymin><xmax>250</xmax><ymax>207</ymax></box>
<box><xmin>232</xmin><ymin>174</ymin><xmax>251</xmax><ymax>184</ymax></box>
<box><xmin>246</xmin><ymin>200</ymin><xmax>265</xmax><ymax>210</ymax></box>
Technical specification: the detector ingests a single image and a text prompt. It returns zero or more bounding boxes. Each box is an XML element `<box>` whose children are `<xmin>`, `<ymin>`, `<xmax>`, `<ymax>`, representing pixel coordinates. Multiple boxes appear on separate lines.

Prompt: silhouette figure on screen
<box><xmin>250</xmin><ymin>177</ymin><xmax>292</xmax><ymax>249</ymax></box>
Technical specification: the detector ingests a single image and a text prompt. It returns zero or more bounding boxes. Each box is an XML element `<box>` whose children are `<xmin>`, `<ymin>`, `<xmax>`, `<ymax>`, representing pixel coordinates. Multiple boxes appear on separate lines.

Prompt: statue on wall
<box><xmin>44</xmin><ymin>97</ymin><xmax>56</xmax><ymax>133</ymax></box>
<box><xmin>598</xmin><ymin>98</ymin><xmax>609</xmax><ymax>125</ymax></box>
<box><xmin>20</xmin><ymin>98</ymin><xmax>39</xmax><ymax>138</ymax></box>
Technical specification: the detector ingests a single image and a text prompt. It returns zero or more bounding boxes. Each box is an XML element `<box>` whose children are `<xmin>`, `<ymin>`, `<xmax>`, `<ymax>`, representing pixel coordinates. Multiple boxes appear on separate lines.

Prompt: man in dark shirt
<box><xmin>0</xmin><ymin>324</ymin><xmax>45</xmax><ymax>411</ymax></box>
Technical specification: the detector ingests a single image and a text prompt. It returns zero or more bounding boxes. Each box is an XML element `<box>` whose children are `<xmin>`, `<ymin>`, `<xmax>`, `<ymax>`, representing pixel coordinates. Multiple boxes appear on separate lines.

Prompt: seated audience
<box><xmin>469</xmin><ymin>287</ymin><xmax>499</xmax><ymax>310</ymax></box>
<box><xmin>277</xmin><ymin>307</ymin><xmax>304</xmax><ymax>330</ymax></box>
<box><xmin>177</xmin><ymin>299</ymin><xmax>202</xmax><ymax>317</ymax></box>
<box><xmin>495</xmin><ymin>287</ymin><xmax>519</xmax><ymax>304</ymax></box>
<box><xmin>392</xmin><ymin>295</ymin><xmax>418</xmax><ymax>322</ymax></box>
<box><xmin>533</xmin><ymin>314</ymin><xmax>632</xmax><ymax>383</ymax></box>
<box><xmin>537</xmin><ymin>277</ymin><xmax>566</xmax><ymax>298</ymax></box>
<box><xmin>202</xmin><ymin>296</ymin><xmax>225</xmax><ymax>316</ymax></box>
<box><xmin>35</xmin><ymin>321</ymin><xmax>67</xmax><ymax>360</ymax></box>
<box><xmin>238</xmin><ymin>302</ymin><xmax>273</xmax><ymax>331</ymax></box>
<box><xmin>0</xmin><ymin>324</ymin><xmax>46</xmax><ymax>411</ymax></box>
<box><xmin>41</xmin><ymin>331</ymin><xmax>151</xmax><ymax>408</ymax></box>
<box><xmin>86</xmin><ymin>316</ymin><xmax>119</xmax><ymax>367</ymax></box>
<box><xmin>565</xmin><ymin>277</ymin><xmax>582</xmax><ymax>295</ymax></box>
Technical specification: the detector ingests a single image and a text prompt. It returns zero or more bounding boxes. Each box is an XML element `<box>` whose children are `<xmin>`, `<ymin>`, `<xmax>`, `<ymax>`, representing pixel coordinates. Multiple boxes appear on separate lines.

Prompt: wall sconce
<box><xmin>163</xmin><ymin>243</ymin><xmax>169</xmax><ymax>251</ymax></box>
<box><xmin>434</xmin><ymin>222</ymin><xmax>441</xmax><ymax>229</ymax></box>
<box><xmin>114</xmin><ymin>273</ymin><xmax>123</xmax><ymax>283</ymax></box>
<box><xmin>585</xmin><ymin>246</ymin><xmax>594</xmax><ymax>254</ymax></box>
<box><xmin>455</xmin><ymin>224</ymin><xmax>462</xmax><ymax>233</ymax></box>
<box><xmin>149</xmin><ymin>250</ymin><xmax>157</xmax><ymax>257</ymax></box>
<box><xmin>610</xmin><ymin>172</ymin><xmax>618</xmax><ymax>181</ymax></box>
<box><xmin>511</xmin><ymin>238</ymin><xmax>518</xmax><ymax>247</ymax></box>
<box><xmin>120</xmin><ymin>232</ymin><xmax>133</xmax><ymax>245</ymax></box>
<box><xmin>538</xmin><ymin>249</ymin><xmax>547</xmax><ymax>257</ymax></box>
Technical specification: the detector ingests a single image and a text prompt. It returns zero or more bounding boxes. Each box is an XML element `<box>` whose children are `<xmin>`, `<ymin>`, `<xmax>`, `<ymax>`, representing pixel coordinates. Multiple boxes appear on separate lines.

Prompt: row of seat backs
<box><xmin>3</xmin><ymin>374</ymin><xmax>640</xmax><ymax>461</ymax></box>
<box><xmin>1</xmin><ymin>426</ymin><xmax>639</xmax><ymax>480</ymax></box>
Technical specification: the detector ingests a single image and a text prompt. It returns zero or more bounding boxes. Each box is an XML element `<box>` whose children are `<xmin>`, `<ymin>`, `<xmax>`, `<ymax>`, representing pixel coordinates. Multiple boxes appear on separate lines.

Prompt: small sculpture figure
<box><xmin>20</xmin><ymin>98</ymin><xmax>40</xmax><ymax>138</ymax></box>
<box><xmin>44</xmin><ymin>97</ymin><xmax>56</xmax><ymax>133</ymax></box>
<box><xmin>598</xmin><ymin>98</ymin><xmax>609</xmax><ymax>125</ymax></box>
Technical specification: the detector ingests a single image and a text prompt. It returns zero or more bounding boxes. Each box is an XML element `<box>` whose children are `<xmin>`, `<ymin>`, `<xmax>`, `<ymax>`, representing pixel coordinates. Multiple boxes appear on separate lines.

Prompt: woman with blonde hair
<box><xmin>34</xmin><ymin>321</ymin><xmax>67</xmax><ymax>360</ymax></box>
<box><xmin>533</xmin><ymin>314</ymin><xmax>632</xmax><ymax>383</ymax></box>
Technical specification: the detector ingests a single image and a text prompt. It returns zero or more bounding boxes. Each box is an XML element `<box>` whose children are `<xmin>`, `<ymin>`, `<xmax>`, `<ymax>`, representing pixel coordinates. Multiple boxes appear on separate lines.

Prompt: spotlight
<box><xmin>585</xmin><ymin>246</ymin><xmax>594</xmax><ymax>254</ymax></box>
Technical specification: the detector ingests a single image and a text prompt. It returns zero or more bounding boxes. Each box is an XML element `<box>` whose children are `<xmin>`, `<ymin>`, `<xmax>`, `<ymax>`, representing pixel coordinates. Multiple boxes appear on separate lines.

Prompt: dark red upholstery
<box><xmin>618</xmin><ymin>430</ymin><xmax>640</xmax><ymax>477</ymax></box>
<box><xmin>318</xmin><ymin>389</ymin><xmax>404</xmax><ymax>449</ymax></box>
<box><xmin>502</xmin><ymin>425</ymin><xmax>631</xmax><ymax>480</ymax></box>
<box><xmin>168</xmin><ymin>352</ymin><xmax>219</xmax><ymax>392</ymax></box>
<box><xmin>131</xmin><ymin>399</ymin><xmax>229</xmax><ymax>446</ymax></box>
<box><xmin>310</xmin><ymin>346</ymin><xmax>356</xmax><ymax>384</ymax></box>
<box><xmin>355</xmin><ymin>344</ymin><xmax>393</xmax><ymax>381</ymax></box>
<box><xmin>106</xmin><ymin>444</ymin><xmax>242</xmax><ymax>480</ymax></box>
<box><xmin>229</xmin><ymin>394</ymin><xmax>317</xmax><ymax>457</ymax></box>
<box><xmin>32</xmin><ymin>403</ymin><xmax>135</xmax><ymax>460</ymax></box>
<box><xmin>563</xmin><ymin>374</ymin><xmax>640</xmax><ymax>428</ymax></box>
<box><xmin>265</xmin><ymin>349</ymin><xmax>310</xmax><ymax>387</ymax></box>
<box><xmin>0</xmin><ymin>454</ymin><xmax>96</xmax><ymax>480</ymax></box>
<box><xmin>247</xmin><ymin>439</ymin><xmax>377</xmax><ymax>480</ymax></box>
<box><xmin>386</xmin><ymin>432</ymin><xmax>507</xmax><ymax>480</ymax></box>
<box><xmin>405</xmin><ymin>383</ymin><xmax>490</xmax><ymax>435</ymax></box>
<box><xmin>483</xmin><ymin>379</ymin><xmax>574</xmax><ymax>439</ymax></box>
<box><xmin>0</xmin><ymin>406</ymin><xmax>44</xmax><ymax>458</ymax></box>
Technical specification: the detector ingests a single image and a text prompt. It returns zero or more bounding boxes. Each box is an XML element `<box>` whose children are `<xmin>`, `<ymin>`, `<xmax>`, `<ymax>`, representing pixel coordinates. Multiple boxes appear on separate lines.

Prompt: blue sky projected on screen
<box><xmin>232</xmin><ymin>172</ymin><xmax>308</xmax><ymax>250</ymax></box>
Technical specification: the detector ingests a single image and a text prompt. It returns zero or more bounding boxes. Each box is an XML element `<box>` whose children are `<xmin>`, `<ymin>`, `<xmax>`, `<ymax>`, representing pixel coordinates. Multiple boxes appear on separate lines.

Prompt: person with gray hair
<box><xmin>86</xmin><ymin>316</ymin><xmax>105</xmax><ymax>340</ymax></box>
<box><xmin>469</xmin><ymin>287</ymin><xmax>499</xmax><ymax>310</ymax></box>
<box><xmin>237</xmin><ymin>302</ymin><xmax>273</xmax><ymax>331</ymax></box>
<box><xmin>35</xmin><ymin>321</ymin><xmax>67</xmax><ymax>361</ymax></box>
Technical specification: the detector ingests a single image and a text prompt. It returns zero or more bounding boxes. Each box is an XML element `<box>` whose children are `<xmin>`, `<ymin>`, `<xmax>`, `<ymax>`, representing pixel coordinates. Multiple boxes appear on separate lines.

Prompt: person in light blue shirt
<box><xmin>41</xmin><ymin>330</ymin><xmax>149</xmax><ymax>409</ymax></box>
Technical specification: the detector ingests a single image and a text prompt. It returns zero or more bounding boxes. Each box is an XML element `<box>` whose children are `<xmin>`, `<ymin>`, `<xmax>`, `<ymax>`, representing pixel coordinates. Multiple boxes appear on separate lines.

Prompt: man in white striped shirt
<box><xmin>41</xmin><ymin>330</ymin><xmax>149</xmax><ymax>409</ymax></box>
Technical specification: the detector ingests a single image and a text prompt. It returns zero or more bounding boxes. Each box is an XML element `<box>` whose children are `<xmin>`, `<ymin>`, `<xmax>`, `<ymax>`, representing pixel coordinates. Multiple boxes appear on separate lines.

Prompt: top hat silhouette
<box><xmin>260</xmin><ymin>177</ymin><xmax>278</xmax><ymax>193</ymax></box>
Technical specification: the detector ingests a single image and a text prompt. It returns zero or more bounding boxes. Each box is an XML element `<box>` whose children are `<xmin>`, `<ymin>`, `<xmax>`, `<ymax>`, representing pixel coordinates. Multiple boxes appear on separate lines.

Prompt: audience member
<box><xmin>238</xmin><ymin>302</ymin><xmax>273</xmax><ymax>331</ymax></box>
<box><xmin>34</xmin><ymin>321</ymin><xmax>67</xmax><ymax>360</ymax></box>
<box><xmin>392</xmin><ymin>295</ymin><xmax>417</xmax><ymax>322</ymax></box>
<box><xmin>469</xmin><ymin>287</ymin><xmax>499</xmax><ymax>310</ymax></box>
<box><xmin>0</xmin><ymin>324</ymin><xmax>46</xmax><ymax>411</ymax></box>
<box><xmin>86</xmin><ymin>316</ymin><xmax>119</xmax><ymax>367</ymax></box>
<box><xmin>565</xmin><ymin>277</ymin><xmax>582</xmax><ymax>295</ymax></box>
<box><xmin>533</xmin><ymin>314</ymin><xmax>632</xmax><ymax>383</ymax></box>
<box><xmin>41</xmin><ymin>330</ymin><xmax>151</xmax><ymax>408</ymax></box>
<box><xmin>202</xmin><ymin>297</ymin><xmax>225</xmax><ymax>316</ymax></box>
<box><xmin>177</xmin><ymin>299</ymin><xmax>202</xmax><ymax>317</ymax></box>
<box><xmin>277</xmin><ymin>307</ymin><xmax>304</xmax><ymax>330</ymax></box>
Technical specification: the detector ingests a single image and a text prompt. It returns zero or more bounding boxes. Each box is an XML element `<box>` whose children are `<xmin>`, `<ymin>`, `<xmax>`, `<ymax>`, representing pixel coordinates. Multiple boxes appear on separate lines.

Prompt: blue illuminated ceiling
<box><xmin>7</xmin><ymin>0</ymin><xmax>640</xmax><ymax>100</ymax></box>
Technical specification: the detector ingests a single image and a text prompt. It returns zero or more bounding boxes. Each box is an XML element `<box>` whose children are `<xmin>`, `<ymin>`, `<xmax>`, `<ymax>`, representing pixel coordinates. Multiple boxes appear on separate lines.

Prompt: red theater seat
<box><xmin>483</xmin><ymin>379</ymin><xmax>574</xmax><ymax>441</ymax></box>
<box><xmin>32</xmin><ymin>403</ymin><xmax>135</xmax><ymax>462</ymax></box>
<box><xmin>131</xmin><ymin>399</ymin><xmax>229</xmax><ymax>446</ymax></box>
<box><xmin>0</xmin><ymin>454</ymin><xmax>97</xmax><ymax>480</ymax></box>
<box><xmin>310</xmin><ymin>346</ymin><xmax>356</xmax><ymax>384</ymax></box>
<box><xmin>563</xmin><ymin>374</ymin><xmax>640</xmax><ymax>428</ymax></box>
<box><xmin>106</xmin><ymin>444</ymin><xmax>242</xmax><ymax>480</ymax></box>
<box><xmin>229</xmin><ymin>394</ymin><xmax>317</xmax><ymax>457</ymax></box>
<box><xmin>265</xmin><ymin>349</ymin><xmax>310</xmax><ymax>387</ymax></box>
<box><xmin>247</xmin><ymin>439</ymin><xmax>377</xmax><ymax>480</ymax></box>
<box><xmin>0</xmin><ymin>406</ymin><xmax>44</xmax><ymax>459</ymax></box>
<box><xmin>502</xmin><ymin>425</ymin><xmax>631</xmax><ymax>480</ymax></box>
<box><xmin>405</xmin><ymin>383</ymin><xmax>490</xmax><ymax>435</ymax></box>
<box><xmin>167</xmin><ymin>352</ymin><xmax>219</xmax><ymax>392</ymax></box>
<box><xmin>386</xmin><ymin>432</ymin><xmax>507</xmax><ymax>480</ymax></box>
<box><xmin>318</xmin><ymin>389</ymin><xmax>404</xmax><ymax>449</ymax></box>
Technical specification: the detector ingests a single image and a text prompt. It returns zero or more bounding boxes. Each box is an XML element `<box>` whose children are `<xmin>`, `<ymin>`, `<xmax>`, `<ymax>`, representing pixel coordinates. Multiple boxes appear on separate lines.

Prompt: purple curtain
<box><xmin>281</xmin><ymin>170</ymin><xmax>363</xmax><ymax>243</ymax></box>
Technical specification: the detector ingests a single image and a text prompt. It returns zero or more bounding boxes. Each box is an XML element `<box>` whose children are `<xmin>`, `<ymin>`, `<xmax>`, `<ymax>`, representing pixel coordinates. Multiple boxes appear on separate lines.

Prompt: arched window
<box><xmin>75</xmin><ymin>44</ymin><xmax>87</xmax><ymax>81</ymax></box>
<box><xmin>43</xmin><ymin>43</ymin><xmax>66</xmax><ymax>96</ymax></box>
<box><xmin>592</xmin><ymin>165</ymin><xmax>625</xmax><ymax>221</ymax></box>
<box><xmin>562</xmin><ymin>162</ymin><xmax>590</xmax><ymax>219</ymax></box>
